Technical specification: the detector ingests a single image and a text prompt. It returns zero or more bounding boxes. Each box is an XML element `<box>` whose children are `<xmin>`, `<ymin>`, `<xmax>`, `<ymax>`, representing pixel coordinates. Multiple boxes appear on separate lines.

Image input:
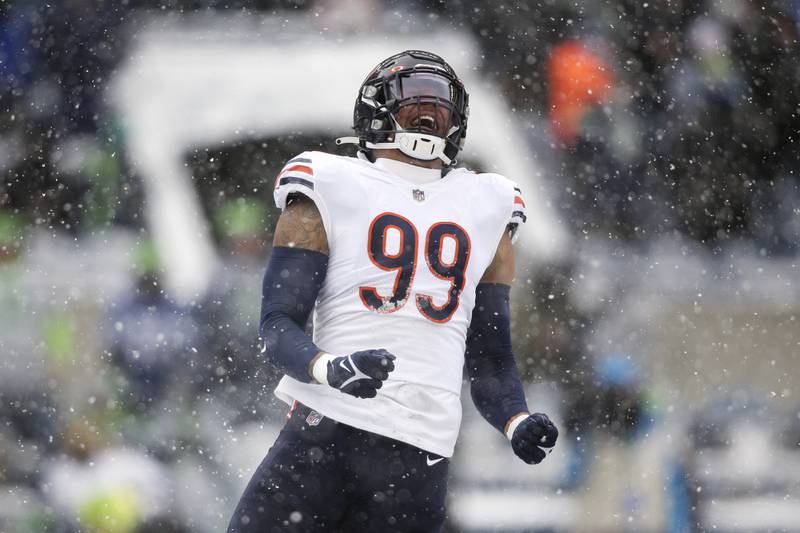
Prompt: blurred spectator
<box><xmin>0</xmin><ymin>1</ymin><xmax>36</xmax><ymax>93</ymax></box>
<box><xmin>595</xmin><ymin>354</ymin><xmax>650</xmax><ymax>441</ymax></box>
<box><xmin>548</xmin><ymin>40</ymin><xmax>614</xmax><ymax>145</ymax></box>
<box><xmin>0</xmin><ymin>209</ymin><xmax>23</xmax><ymax>258</ymax></box>
<box><xmin>107</xmin><ymin>239</ymin><xmax>202</xmax><ymax>411</ymax></box>
<box><xmin>0</xmin><ymin>210</ymin><xmax>59</xmax><ymax>488</ymax></box>
<box><xmin>33</xmin><ymin>1</ymin><xmax>127</xmax><ymax>134</ymax></box>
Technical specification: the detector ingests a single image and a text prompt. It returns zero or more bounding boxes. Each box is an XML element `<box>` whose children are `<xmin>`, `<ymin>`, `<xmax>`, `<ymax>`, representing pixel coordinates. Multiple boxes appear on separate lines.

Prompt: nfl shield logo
<box><xmin>412</xmin><ymin>189</ymin><xmax>425</xmax><ymax>202</ymax></box>
<box><xmin>306</xmin><ymin>411</ymin><xmax>324</xmax><ymax>426</ymax></box>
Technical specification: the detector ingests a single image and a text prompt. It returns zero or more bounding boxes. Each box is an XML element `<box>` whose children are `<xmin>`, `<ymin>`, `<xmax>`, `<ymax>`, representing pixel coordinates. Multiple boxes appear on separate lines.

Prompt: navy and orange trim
<box><xmin>512</xmin><ymin>187</ymin><xmax>527</xmax><ymax>222</ymax></box>
<box><xmin>275</xmin><ymin>157</ymin><xmax>315</xmax><ymax>189</ymax></box>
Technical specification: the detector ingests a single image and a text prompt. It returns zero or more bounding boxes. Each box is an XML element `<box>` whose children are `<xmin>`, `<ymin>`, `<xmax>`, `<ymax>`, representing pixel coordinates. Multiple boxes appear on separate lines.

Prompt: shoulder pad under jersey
<box><xmin>458</xmin><ymin>169</ymin><xmax>527</xmax><ymax>244</ymax></box>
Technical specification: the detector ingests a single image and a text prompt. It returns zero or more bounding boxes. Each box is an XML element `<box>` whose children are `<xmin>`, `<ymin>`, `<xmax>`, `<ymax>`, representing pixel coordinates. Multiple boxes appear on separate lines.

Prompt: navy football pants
<box><xmin>227</xmin><ymin>403</ymin><xmax>449</xmax><ymax>533</ymax></box>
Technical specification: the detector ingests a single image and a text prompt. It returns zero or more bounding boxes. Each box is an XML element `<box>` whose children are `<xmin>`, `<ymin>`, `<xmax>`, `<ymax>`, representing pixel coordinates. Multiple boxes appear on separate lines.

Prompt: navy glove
<box><xmin>326</xmin><ymin>349</ymin><xmax>396</xmax><ymax>398</ymax></box>
<box><xmin>511</xmin><ymin>413</ymin><xmax>559</xmax><ymax>464</ymax></box>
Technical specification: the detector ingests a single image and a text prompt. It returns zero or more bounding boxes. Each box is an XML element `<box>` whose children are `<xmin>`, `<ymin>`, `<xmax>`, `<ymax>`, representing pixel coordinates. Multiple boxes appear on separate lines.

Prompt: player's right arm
<box><xmin>259</xmin><ymin>194</ymin><xmax>395</xmax><ymax>398</ymax></box>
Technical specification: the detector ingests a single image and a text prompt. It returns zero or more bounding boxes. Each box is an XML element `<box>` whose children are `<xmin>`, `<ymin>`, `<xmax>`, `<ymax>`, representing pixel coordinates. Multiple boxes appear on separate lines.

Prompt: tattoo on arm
<box><xmin>273</xmin><ymin>194</ymin><xmax>330</xmax><ymax>254</ymax></box>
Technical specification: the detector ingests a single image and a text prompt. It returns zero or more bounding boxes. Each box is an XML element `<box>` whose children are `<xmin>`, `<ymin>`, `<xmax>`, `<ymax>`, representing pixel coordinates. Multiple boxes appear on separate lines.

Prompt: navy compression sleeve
<box><xmin>465</xmin><ymin>283</ymin><xmax>529</xmax><ymax>434</ymax></box>
<box><xmin>259</xmin><ymin>246</ymin><xmax>328</xmax><ymax>383</ymax></box>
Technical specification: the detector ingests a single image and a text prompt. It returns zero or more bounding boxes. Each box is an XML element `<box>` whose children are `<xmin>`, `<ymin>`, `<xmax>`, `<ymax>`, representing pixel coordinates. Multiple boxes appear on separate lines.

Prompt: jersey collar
<box><xmin>372</xmin><ymin>157</ymin><xmax>442</xmax><ymax>185</ymax></box>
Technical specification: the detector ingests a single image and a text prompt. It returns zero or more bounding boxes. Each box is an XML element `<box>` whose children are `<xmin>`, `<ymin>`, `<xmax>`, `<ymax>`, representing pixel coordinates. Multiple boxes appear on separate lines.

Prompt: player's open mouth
<box><xmin>412</xmin><ymin>114</ymin><xmax>438</xmax><ymax>134</ymax></box>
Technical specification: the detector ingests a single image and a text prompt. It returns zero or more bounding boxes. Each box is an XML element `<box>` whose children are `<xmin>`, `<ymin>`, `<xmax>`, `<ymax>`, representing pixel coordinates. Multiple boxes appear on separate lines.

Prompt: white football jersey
<box><xmin>271</xmin><ymin>151</ymin><xmax>527</xmax><ymax>457</ymax></box>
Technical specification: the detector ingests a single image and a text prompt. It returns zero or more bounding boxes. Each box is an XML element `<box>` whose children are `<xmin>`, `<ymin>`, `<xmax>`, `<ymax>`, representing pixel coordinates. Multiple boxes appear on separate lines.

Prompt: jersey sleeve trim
<box><xmin>507</xmin><ymin>184</ymin><xmax>527</xmax><ymax>244</ymax></box>
<box><xmin>511</xmin><ymin>210</ymin><xmax>527</xmax><ymax>223</ymax></box>
<box><xmin>278</xmin><ymin>176</ymin><xmax>315</xmax><ymax>189</ymax></box>
<box><xmin>274</xmin><ymin>157</ymin><xmax>314</xmax><ymax>187</ymax></box>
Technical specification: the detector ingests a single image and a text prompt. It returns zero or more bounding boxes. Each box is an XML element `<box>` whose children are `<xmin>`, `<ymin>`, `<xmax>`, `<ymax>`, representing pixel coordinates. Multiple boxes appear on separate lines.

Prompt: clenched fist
<box><xmin>323</xmin><ymin>349</ymin><xmax>396</xmax><ymax>399</ymax></box>
<box><xmin>510</xmin><ymin>413</ymin><xmax>559</xmax><ymax>464</ymax></box>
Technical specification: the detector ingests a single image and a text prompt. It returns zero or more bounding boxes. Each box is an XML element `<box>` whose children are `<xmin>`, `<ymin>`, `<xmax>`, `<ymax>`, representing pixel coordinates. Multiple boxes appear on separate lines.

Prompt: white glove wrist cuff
<box><xmin>311</xmin><ymin>352</ymin><xmax>337</xmax><ymax>385</ymax></box>
<box><xmin>505</xmin><ymin>413</ymin><xmax>529</xmax><ymax>441</ymax></box>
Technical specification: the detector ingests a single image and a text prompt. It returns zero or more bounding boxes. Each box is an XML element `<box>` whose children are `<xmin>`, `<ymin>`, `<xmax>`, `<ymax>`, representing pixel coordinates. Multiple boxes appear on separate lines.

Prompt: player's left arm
<box><xmin>465</xmin><ymin>231</ymin><xmax>559</xmax><ymax>464</ymax></box>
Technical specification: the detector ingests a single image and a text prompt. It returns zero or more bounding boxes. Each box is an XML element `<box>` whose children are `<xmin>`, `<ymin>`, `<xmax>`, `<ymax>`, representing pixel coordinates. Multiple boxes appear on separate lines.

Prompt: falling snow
<box><xmin>0</xmin><ymin>1</ymin><xmax>798</xmax><ymax>532</ymax></box>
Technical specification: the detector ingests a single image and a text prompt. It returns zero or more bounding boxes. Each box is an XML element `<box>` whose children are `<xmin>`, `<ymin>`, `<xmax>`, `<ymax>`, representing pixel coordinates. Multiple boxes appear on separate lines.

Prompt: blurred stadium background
<box><xmin>1</xmin><ymin>1</ymin><xmax>799</xmax><ymax>531</ymax></box>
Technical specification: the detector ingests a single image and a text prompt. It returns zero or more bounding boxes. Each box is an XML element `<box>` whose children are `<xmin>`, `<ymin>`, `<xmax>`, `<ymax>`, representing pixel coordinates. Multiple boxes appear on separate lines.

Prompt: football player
<box><xmin>228</xmin><ymin>50</ymin><xmax>559</xmax><ymax>533</ymax></box>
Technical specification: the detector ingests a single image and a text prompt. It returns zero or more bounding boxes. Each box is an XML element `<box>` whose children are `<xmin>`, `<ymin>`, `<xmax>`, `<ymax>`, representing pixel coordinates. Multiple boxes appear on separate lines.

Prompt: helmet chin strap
<box><xmin>336</xmin><ymin>118</ymin><xmax>453</xmax><ymax>166</ymax></box>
